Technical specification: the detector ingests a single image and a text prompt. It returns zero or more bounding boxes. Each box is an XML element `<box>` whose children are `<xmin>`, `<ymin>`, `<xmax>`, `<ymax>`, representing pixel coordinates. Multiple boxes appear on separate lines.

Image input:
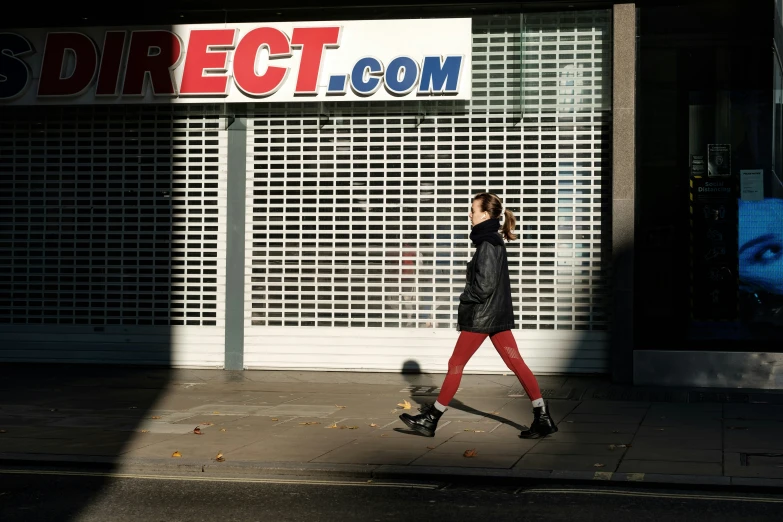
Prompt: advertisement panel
<box><xmin>0</xmin><ymin>18</ymin><xmax>472</xmax><ymax>105</ymax></box>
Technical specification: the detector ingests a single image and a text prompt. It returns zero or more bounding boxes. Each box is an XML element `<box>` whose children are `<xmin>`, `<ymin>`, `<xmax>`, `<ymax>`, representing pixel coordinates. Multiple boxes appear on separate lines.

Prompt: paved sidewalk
<box><xmin>2</xmin><ymin>365</ymin><xmax>783</xmax><ymax>489</ymax></box>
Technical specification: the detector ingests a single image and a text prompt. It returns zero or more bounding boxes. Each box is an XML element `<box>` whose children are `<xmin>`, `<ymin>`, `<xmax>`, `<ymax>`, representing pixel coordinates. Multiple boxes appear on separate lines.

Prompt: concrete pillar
<box><xmin>611</xmin><ymin>4</ymin><xmax>636</xmax><ymax>383</ymax></box>
<box><xmin>224</xmin><ymin>117</ymin><xmax>247</xmax><ymax>371</ymax></box>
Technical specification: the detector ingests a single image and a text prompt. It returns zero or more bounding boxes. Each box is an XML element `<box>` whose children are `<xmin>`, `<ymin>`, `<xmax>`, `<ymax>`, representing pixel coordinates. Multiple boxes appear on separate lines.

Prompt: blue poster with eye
<box><xmin>738</xmin><ymin>169</ymin><xmax>783</xmax><ymax>328</ymax></box>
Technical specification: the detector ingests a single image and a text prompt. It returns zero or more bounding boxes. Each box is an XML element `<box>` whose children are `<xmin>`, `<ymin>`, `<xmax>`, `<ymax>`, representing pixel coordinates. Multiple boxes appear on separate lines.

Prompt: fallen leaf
<box><xmin>212</xmin><ymin>411</ymin><xmax>220</xmax><ymax>414</ymax></box>
<box><xmin>299</xmin><ymin>422</ymin><xmax>321</xmax><ymax>426</ymax></box>
<box><xmin>398</xmin><ymin>400</ymin><xmax>412</xmax><ymax>410</ymax></box>
<box><xmin>201</xmin><ymin>422</ymin><xmax>214</xmax><ymax>426</ymax></box>
<box><xmin>327</xmin><ymin>422</ymin><xmax>339</xmax><ymax>429</ymax></box>
<box><xmin>594</xmin><ymin>463</ymin><xmax>605</xmax><ymax>468</ymax></box>
<box><xmin>463</xmin><ymin>449</ymin><xmax>478</xmax><ymax>458</ymax></box>
<box><xmin>617</xmin><ymin>444</ymin><xmax>627</xmax><ymax>449</ymax></box>
<box><xmin>151</xmin><ymin>416</ymin><xmax>162</xmax><ymax>420</ymax></box>
<box><xmin>215</xmin><ymin>453</ymin><xmax>225</xmax><ymax>462</ymax></box>
<box><xmin>220</xmin><ymin>428</ymin><xmax>227</xmax><ymax>432</ymax></box>
<box><xmin>172</xmin><ymin>451</ymin><xmax>182</xmax><ymax>458</ymax></box>
<box><xmin>369</xmin><ymin>423</ymin><xmax>379</xmax><ymax>428</ymax></box>
<box><xmin>140</xmin><ymin>430</ymin><xmax>149</xmax><ymax>433</ymax></box>
<box><xmin>490</xmin><ymin>411</ymin><xmax>500</xmax><ymax>415</ymax></box>
<box><xmin>335</xmin><ymin>405</ymin><xmax>346</xmax><ymax>409</ymax></box>
<box><xmin>608</xmin><ymin>444</ymin><xmax>616</xmax><ymax>450</ymax></box>
<box><xmin>271</xmin><ymin>418</ymin><xmax>279</xmax><ymax>422</ymax></box>
<box><xmin>347</xmin><ymin>426</ymin><xmax>359</xmax><ymax>430</ymax></box>
<box><xmin>426</xmin><ymin>446</ymin><xmax>436</xmax><ymax>450</ymax></box>
<box><xmin>193</xmin><ymin>427</ymin><xmax>202</xmax><ymax>435</ymax></box>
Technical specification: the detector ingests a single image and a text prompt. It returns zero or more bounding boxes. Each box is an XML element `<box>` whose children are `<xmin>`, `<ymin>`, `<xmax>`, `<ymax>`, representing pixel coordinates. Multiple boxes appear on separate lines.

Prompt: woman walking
<box><xmin>400</xmin><ymin>193</ymin><xmax>557</xmax><ymax>439</ymax></box>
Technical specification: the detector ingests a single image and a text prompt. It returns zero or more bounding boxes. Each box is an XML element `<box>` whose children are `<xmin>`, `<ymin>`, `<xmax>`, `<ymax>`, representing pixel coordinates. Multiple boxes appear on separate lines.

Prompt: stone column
<box><xmin>611</xmin><ymin>3</ymin><xmax>636</xmax><ymax>383</ymax></box>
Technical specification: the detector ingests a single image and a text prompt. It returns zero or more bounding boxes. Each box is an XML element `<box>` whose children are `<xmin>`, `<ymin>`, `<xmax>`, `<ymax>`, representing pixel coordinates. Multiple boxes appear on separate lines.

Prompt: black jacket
<box><xmin>457</xmin><ymin>220</ymin><xmax>515</xmax><ymax>334</ymax></box>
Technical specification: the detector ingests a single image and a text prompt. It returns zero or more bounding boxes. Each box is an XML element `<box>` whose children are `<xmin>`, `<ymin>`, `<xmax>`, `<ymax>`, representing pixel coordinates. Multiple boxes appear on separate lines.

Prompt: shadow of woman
<box><xmin>397</xmin><ymin>359</ymin><xmax>526</xmax><ymax>434</ymax></box>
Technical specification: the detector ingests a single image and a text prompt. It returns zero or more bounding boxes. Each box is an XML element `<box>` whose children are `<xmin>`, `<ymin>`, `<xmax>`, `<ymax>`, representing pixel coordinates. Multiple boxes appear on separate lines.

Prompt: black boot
<box><xmin>399</xmin><ymin>403</ymin><xmax>444</xmax><ymax>437</ymax></box>
<box><xmin>519</xmin><ymin>403</ymin><xmax>557</xmax><ymax>439</ymax></box>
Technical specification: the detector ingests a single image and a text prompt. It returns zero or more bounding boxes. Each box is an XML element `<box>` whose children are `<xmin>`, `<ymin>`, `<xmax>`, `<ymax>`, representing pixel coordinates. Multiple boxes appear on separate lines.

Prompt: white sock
<box><xmin>531</xmin><ymin>398</ymin><xmax>545</xmax><ymax>409</ymax></box>
<box><xmin>433</xmin><ymin>401</ymin><xmax>447</xmax><ymax>412</ymax></box>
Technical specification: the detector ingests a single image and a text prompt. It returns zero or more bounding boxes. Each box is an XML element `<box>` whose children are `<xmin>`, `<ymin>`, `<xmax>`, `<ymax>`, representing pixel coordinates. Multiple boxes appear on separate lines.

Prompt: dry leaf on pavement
<box><xmin>193</xmin><ymin>427</ymin><xmax>202</xmax><ymax>435</ymax></box>
<box><xmin>151</xmin><ymin>416</ymin><xmax>161</xmax><ymax>420</ymax></box>
<box><xmin>398</xmin><ymin>400</ymin><xmax>412</xmax><ymax>410</ymax></box>
<box><xmin>271</xmin><ymin>418</ymin><xmax>279</xmax><ymax>422</ymax></box>
<box><xmin>215</xmin><ymin>453</ymin><xmax>225</xmax><ymax>462</ymax></box>
<box><xmin>594</xmin><ymin>463</ymin><xmax>605</xmax><ymax>468</ymax></box>
<box><xmin>140</xmin><ymin>430</ymin><xmax>149</xmax><ymax>433</ymax></box>
<box><xmin>201</xmin><ymin>422</ymin><xmax>214</xmax><ymax>426</ymax></box>
<box><xmin>212</xmin><ymin>411</ymin><xmax>220</xmax><ymax>414</ymax></box>
<box><xmin>426</xmin><ymin>446</ymin><xmax>436</xmax><ymax>450</ymax></box>
<box><xmin>608</xmin><ymin>444</ymin><xmax>616</xmax><ymax>450</ymax></box>
<box><xmin>463</xmin><ymin>449</ymin><xmax>478</xmax><ymax>458</ymax></box>
<box><xmin>327</xmin><ymin>422</ymin><xmax>339</xmax><ymax>429</ymax></box>
<box><xmin>172</xmin><ymin>451</ymin><xmax>182</xmax><ymax>458</ymax></box>
<box><xmin>347</xmin><ymin>426</ymin><xmax>359</xmax><ymax>430</ymax></box>
<box><xmin>220</xmin><ymin>428</ymin><xmax>227</xmax><ymax>432</ymax></box>
<box><xmin>335</xmin><ymin>405</ymin><xmax>346</xmax><ymax>409</ymax></box>
<box><xmin>369</xmin><ymin>423</ymin><xmax>379</xmax><ymax>428</ymax></box>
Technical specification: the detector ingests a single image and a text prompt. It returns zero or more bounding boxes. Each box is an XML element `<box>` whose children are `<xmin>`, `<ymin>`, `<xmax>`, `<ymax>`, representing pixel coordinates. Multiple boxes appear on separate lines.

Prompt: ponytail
<box><xmin>502</xmin><ymin>208</ymin><xmax>517</xmax><ymax>241</ymax></box>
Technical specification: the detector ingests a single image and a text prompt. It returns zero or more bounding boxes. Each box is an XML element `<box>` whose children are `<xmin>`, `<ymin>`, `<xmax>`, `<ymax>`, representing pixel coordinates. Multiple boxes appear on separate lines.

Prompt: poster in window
<box><xmin>708</xmin><ymin>144</ymin><xmax>731</xmax><ymax>177</ymax></box>
<box><xmin>738</xmin><ymin>168</ymin><xmax>783</xmax><ymax>331</ymax></box>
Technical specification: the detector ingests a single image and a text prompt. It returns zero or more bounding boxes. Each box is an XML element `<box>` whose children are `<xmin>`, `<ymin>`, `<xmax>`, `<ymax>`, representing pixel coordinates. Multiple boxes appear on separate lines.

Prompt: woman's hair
<box><xmin>473</xmin><ymin>192</ymin><xmax>517</xmax><ymax>241</ymax></box>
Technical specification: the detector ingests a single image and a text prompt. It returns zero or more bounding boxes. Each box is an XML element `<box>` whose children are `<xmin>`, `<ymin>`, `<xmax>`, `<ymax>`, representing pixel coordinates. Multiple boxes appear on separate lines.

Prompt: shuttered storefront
<box><xmin>243</xmin><ymin>12</ymin><xmax>612</xmax><ymax>374</ymax></box>
<box><xmin>0</xmin><ymin>106</ymin><xmax>227</xmax><ymax>366</ymax></box>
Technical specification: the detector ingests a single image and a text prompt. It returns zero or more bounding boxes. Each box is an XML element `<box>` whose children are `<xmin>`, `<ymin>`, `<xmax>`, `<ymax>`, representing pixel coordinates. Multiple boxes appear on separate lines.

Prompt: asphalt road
<box><xmin>1</xmin><ymin>468</ymin><xmax>783</xmax><ymax>522</ymax></box>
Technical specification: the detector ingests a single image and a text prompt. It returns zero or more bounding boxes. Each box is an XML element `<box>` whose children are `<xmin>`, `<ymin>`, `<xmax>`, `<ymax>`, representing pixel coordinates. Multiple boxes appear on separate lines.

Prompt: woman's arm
<box><xmin>460</xmin><ymin>243</ymin><xmax>500</xmax><ymax>304</ymax></box>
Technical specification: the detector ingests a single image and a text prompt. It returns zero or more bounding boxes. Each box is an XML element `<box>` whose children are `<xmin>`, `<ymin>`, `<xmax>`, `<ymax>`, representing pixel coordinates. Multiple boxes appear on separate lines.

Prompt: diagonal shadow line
<box><xmin>448</xmin><ymin>399</ymin><xmax>527</xmax><ymax>431</ymax></box>
<box><xmin>406</xmin><ymin>394</ymin><xmax>527</xmax><ymax>432</ymax></box>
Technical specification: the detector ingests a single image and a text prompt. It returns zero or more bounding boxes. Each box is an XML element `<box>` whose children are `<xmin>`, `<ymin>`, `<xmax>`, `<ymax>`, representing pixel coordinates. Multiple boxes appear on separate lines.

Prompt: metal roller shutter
<box><xmin>0</xmin><ymin>106</ymin><xmax>227</xmax><ymax>367</ymax></box>
<box><xmin>242</xmin><ymin>11</ymin><xmax>613</xmax><ymax>374</ymax></box>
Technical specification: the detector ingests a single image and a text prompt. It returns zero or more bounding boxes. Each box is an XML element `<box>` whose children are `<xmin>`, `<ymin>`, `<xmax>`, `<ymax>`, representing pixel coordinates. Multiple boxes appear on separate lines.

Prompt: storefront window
<box><xmin>637</xmin><ymin>0</ymin><xmax>780</xmax><ymax>349</ymax></box>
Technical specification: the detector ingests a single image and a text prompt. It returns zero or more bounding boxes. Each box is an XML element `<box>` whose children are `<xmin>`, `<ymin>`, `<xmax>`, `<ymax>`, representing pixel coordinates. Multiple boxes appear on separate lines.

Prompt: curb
<box><xmin>3</xmin><ymin>453</ymin><xmax>783</xmax><ymax>491</ymax></box>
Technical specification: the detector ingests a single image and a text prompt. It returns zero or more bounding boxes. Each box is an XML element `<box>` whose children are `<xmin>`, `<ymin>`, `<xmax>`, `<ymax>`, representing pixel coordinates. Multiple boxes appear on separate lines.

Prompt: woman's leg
<box><xmin>489</xmin><ymin>330</ymin><xmax>543</xmax><ymax>406</ymax></box>
<box><xmin>434</xmin><ymin>331</ymin><xmax>488</xmax><ymax>407</ymax></box>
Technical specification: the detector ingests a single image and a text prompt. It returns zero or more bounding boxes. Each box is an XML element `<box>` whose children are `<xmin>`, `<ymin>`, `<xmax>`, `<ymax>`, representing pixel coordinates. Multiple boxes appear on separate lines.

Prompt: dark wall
<box><xmin>635</xmin><ymin>0</ymin><xmax>776</xmax><ymax>351</ymax></box>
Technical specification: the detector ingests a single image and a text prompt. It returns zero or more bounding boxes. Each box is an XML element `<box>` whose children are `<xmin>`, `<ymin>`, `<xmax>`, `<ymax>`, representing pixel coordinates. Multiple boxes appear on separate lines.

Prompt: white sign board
<box><xmin>0</xmin><ymin>18</ymin><xmax>472</xmax><ymax>105</ymax></box>
<box><xmin>740</xmin><ymin>169</ymin><xmax>764</xmax><ymax>201</ymax></box>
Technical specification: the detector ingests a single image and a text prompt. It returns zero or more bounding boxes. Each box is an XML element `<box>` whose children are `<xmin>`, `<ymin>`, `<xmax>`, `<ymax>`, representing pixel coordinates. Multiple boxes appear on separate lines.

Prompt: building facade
<box><xmin>1</xmin><ymin>1</ymin><xmax>780</xmax><ymax>387</ymax></box>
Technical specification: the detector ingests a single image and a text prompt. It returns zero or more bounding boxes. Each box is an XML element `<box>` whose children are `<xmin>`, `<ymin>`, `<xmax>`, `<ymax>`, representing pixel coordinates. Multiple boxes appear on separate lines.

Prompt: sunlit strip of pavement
<box><xmin>0</xmin><ymin>468</ymin><xmax>439</xmax><ymax>489</ymax></box>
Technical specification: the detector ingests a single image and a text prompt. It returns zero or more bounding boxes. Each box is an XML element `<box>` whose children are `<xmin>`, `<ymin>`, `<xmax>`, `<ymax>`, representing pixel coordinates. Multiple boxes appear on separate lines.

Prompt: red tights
<box><xmin>435</xmin><ymin>331</ymin><xmax>542</xmax><ymax>406</ymax></box>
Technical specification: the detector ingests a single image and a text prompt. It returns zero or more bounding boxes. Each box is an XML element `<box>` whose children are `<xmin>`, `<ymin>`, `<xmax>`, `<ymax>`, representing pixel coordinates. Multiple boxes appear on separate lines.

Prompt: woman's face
<box><xmin>739</xmin><ymin>198</ymin><xmax>783</xmax><ymax>295</ymax></box>
<box><xmin>469</xmin><ymin>199</ymin><xmax>489</xmax><ymax>226</ymax></box>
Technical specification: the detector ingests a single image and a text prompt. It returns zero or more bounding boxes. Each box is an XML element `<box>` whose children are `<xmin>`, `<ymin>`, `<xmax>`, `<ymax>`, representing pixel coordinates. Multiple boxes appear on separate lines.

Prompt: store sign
<box><xmin>0</xmin><ymin>18</ymin><xmax>471</xmax><ymax>105</ymax></box>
